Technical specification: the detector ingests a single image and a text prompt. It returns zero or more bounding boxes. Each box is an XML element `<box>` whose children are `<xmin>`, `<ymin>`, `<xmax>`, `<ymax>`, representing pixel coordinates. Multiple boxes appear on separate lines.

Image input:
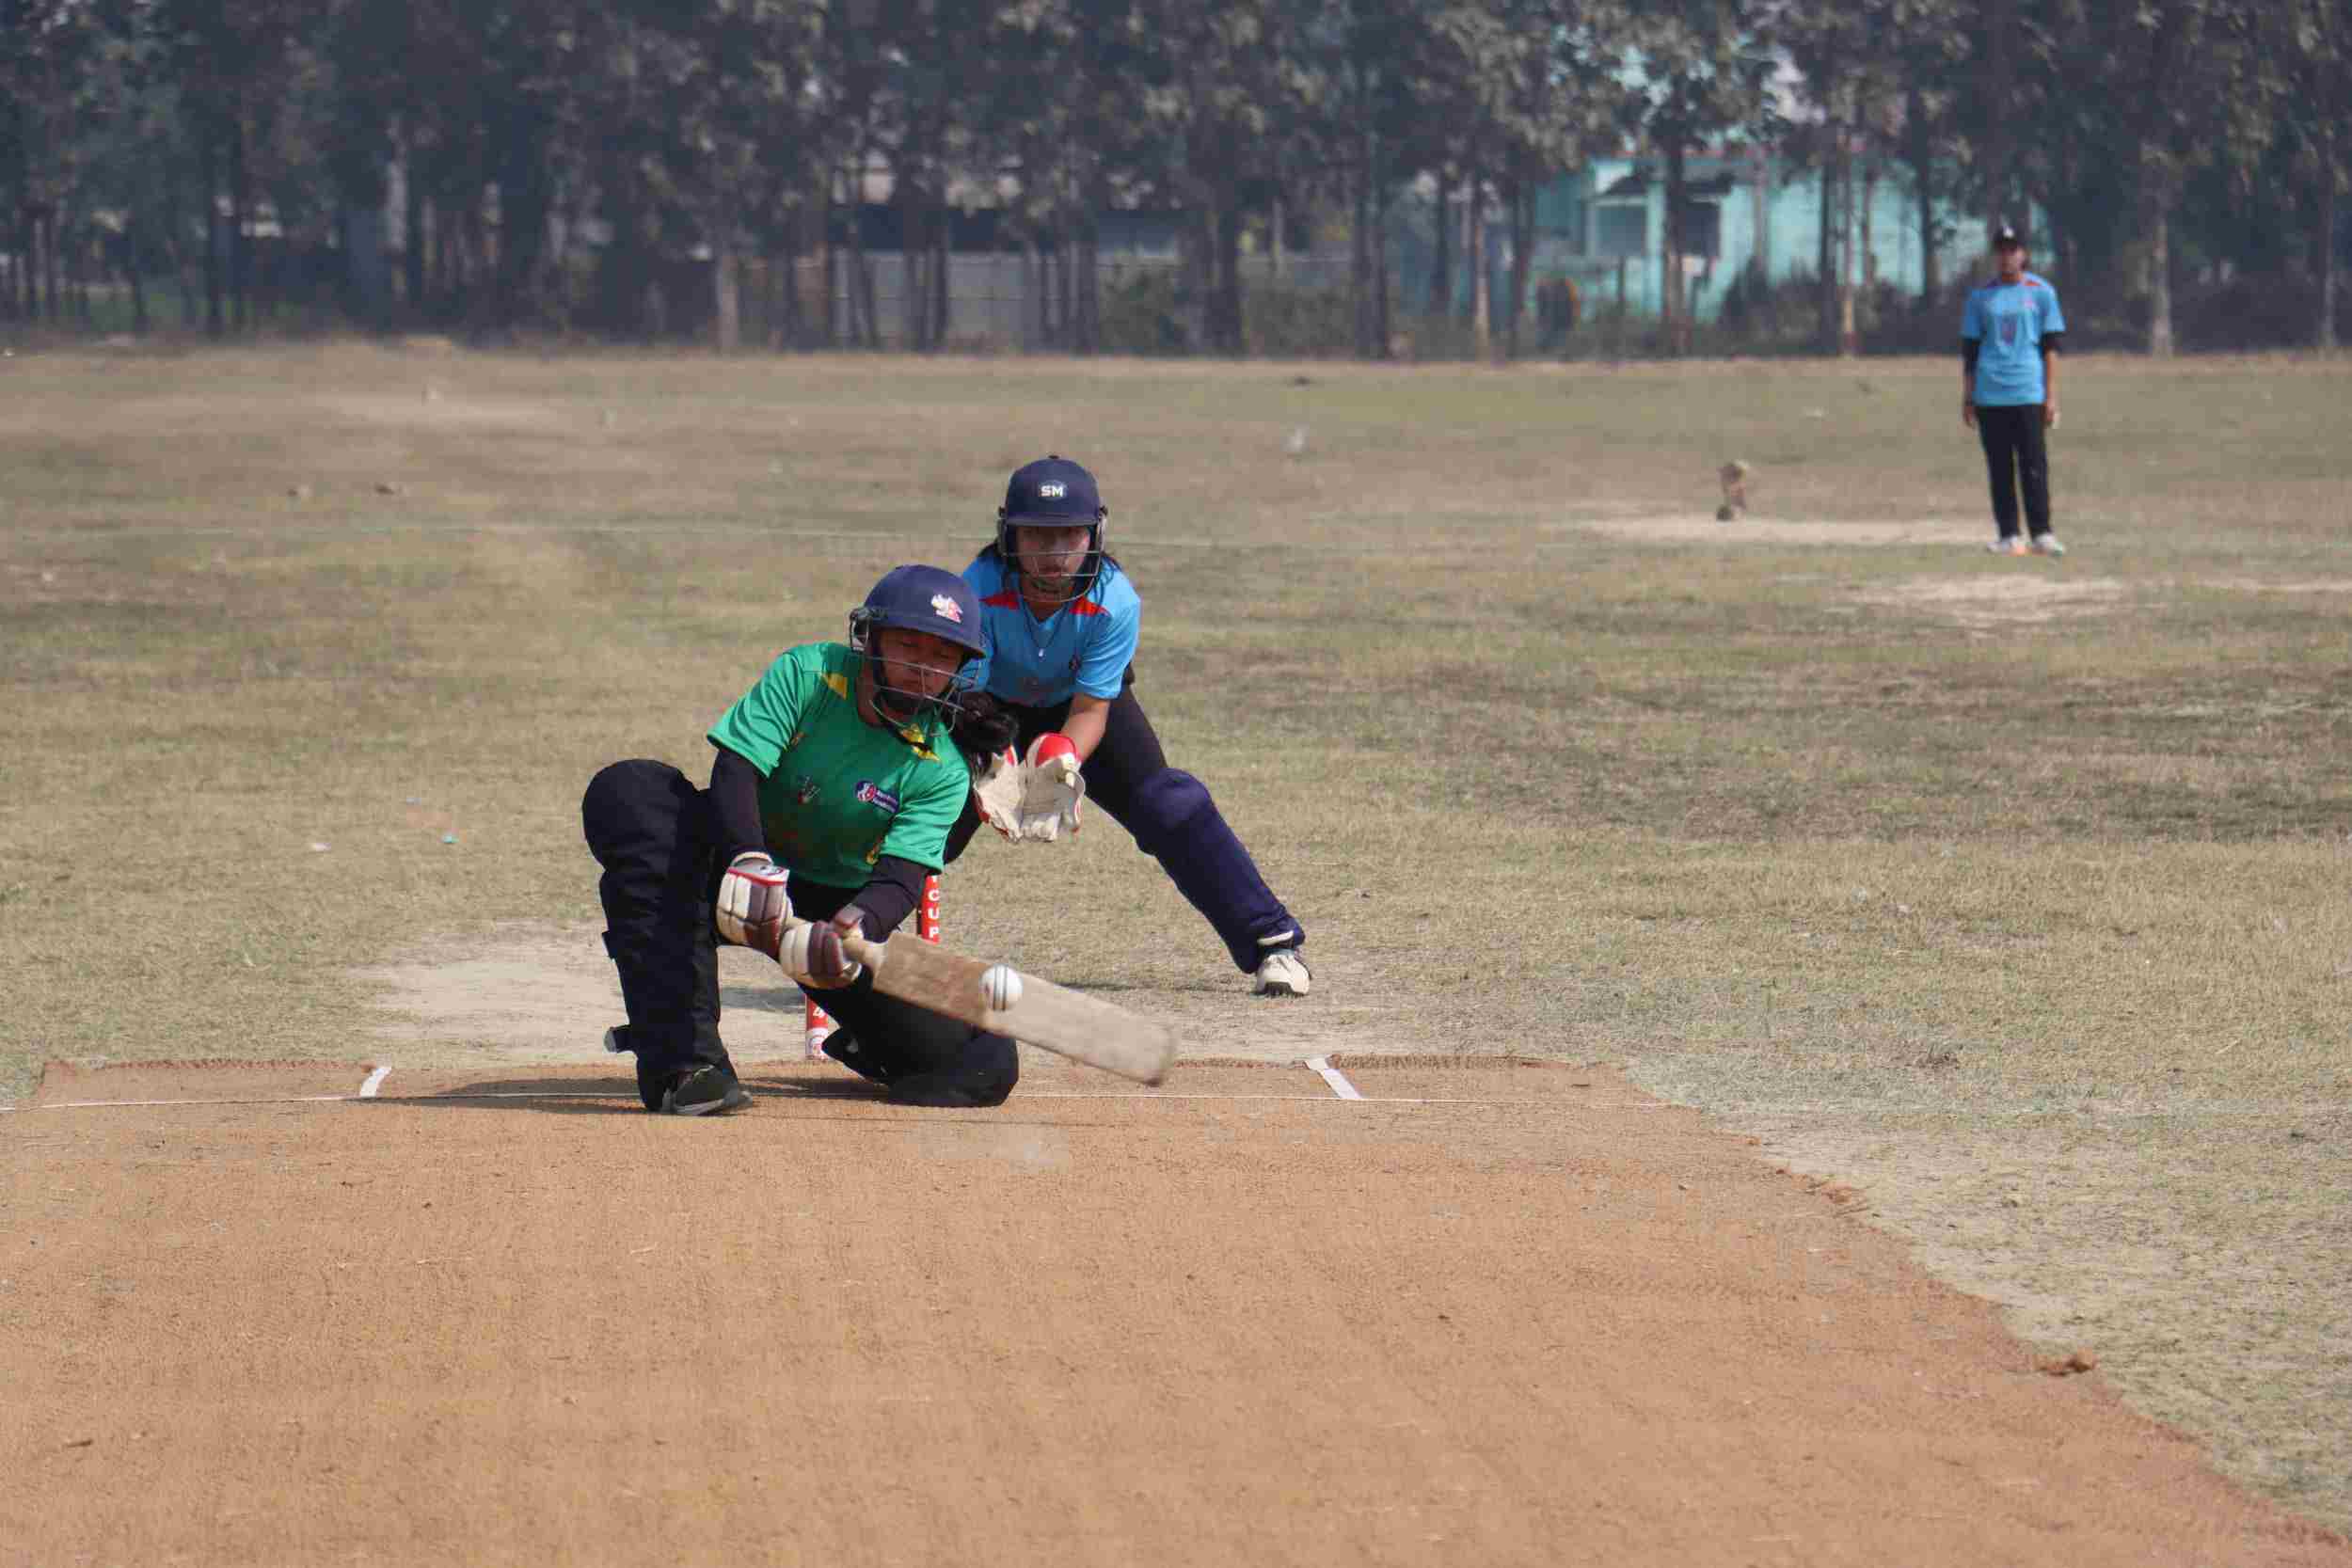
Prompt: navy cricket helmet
<box><xmin>995</xmin><ymin>454</ymin><xmax>1108</xmax><ymax>608</ymax></box>
<box><xmin>848</xmin><ymin>564</ymin><xmax>986</xmax><ymax>729</ymax></box>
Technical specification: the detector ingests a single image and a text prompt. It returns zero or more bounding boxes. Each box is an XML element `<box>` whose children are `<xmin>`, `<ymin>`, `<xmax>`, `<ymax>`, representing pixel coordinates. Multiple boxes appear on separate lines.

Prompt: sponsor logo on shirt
<box><xmin>795</xmin><ymin>775</ymin><xmax>819</xmax><ymax>805</ymax></box>
<box><xmin>854</xmin><ymin>781</ymin><xmax>902</xmax><ymax>815</ymax></box>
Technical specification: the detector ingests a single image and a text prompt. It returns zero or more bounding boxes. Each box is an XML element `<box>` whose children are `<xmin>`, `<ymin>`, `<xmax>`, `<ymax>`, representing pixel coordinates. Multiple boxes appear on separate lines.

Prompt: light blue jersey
<box><xmin>961</xmin><ymin>550</ymin><xmax>1141</xmax><ymax>707</ymax></box>
<box><xmin>1962</xmin><ymin>272</ymin><xmax>2065</xmax><ymax>405</ymax></box>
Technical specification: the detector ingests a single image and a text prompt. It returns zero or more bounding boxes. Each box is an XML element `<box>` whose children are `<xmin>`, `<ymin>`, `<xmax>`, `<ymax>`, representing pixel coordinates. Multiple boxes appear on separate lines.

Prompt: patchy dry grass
<box><xmin>3</xmin><ymin>342</ymin><xmax>2349</xmax><ymax>1528</ymax></box>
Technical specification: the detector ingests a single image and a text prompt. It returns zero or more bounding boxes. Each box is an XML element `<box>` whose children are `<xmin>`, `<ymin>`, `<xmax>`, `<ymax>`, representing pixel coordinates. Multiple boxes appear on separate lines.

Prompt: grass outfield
<box><xmin>3</xmin><ymin>341</ymin><xmax>2347</xmax><ymax>1528</ymax></box>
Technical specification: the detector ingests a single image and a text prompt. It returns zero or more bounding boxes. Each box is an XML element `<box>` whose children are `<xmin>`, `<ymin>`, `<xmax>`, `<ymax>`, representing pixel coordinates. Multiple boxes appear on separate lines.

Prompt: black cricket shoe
<box><xmin>660</xmin><ymin>1063</ymin><xmax>751</xmax><ymax>1117</ymax></box>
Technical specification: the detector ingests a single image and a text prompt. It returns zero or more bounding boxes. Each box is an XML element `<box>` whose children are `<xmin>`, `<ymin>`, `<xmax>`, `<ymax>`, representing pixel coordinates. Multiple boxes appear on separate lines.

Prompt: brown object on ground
<box><xmin>7</xmin><ymin>1057</ymin><xmax>2345</xmax><ymax>1567</ymax></box>
<box><xmin>1719</xmin><ymin>459</ymin><xmax>1750</xmax><ymax>516</ymax></box>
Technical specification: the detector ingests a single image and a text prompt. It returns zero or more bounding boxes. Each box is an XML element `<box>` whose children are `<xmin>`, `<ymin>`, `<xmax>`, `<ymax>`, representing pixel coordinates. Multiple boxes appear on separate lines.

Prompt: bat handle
<box><xmin>778</xmin><ymin>914</ymin><xmax>884</xmax><ymax>974</ymax></box>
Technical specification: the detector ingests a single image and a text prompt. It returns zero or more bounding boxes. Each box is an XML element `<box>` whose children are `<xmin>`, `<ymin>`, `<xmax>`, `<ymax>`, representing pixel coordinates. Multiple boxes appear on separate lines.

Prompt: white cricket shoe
<box><xmin>1253</xmin><ymin>949</ymin><xmax>1312</xmax><ymax>997</ymax></box>
<box><xmin>1987</xmin><ymin>536</ymin><xmax>2027</xmax><ymax>555</ymax></box>
<box><xmin>2030</xmin><ymin>533</ymin><xmax>2067</xmax><ymax>557</ymax></box>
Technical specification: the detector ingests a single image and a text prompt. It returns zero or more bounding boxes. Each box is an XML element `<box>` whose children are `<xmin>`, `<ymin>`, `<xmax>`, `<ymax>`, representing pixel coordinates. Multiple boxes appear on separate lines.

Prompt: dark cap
<box><xmin>856</xmin><ymin>563</ymin><xmax>986</xmax><ymax>657</ymax></box>
<box><xmin>1000</xmin><ymin>455</ymin><xmax>1104</xmax><ymax>525</ymax></box>
<box><xmin>1993</xmin><ymin>222</ymin><xmax>2026</xmax><ymax>248</ymax></box>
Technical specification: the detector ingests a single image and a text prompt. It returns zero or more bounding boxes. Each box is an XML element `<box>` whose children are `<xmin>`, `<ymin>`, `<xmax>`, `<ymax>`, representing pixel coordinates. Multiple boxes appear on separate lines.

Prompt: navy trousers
<box><xmin>1975</xmin><ymin>403</ymin><xmax>2053</xmax><ymax>539</ymax></box>
<box><xmin>583</xmin><ymin>759</ymin><xmax>1018</xmax><ymax>1108</ymax></box>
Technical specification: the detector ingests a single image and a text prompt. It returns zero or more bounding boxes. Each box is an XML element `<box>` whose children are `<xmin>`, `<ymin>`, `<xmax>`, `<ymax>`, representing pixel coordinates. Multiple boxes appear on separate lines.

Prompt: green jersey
<box><xmin>706</xmin><ymin>642</ymin><xmax>965</xmax><ymax>881</ymax></box>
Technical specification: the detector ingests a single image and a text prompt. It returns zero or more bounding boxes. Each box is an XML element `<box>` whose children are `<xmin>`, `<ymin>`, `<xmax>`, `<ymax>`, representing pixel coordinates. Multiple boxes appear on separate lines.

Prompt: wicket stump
<box><xmin>805</xmin><ymin>873</ymin><xmax>940</xmax><ymax>1059</ymax></box>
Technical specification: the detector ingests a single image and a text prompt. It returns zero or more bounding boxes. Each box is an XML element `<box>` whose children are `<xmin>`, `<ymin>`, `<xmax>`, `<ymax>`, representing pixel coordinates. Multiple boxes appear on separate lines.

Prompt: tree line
<box><xmin>3</xmin><ymin>0</ymin><xmax>2346</xmax><ymax>356</ymax></box>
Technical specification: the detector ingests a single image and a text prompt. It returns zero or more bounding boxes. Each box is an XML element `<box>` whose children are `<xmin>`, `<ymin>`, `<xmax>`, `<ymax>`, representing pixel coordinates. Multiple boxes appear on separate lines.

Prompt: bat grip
<box><xmin>777</xmin><ymin>913</ymin><xmax>885</xmax><ymax>975</ymax></box>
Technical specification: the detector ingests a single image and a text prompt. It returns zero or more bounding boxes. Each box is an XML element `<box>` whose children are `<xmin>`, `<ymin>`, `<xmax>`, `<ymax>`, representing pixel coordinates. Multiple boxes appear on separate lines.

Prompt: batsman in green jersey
<box><xmin>582</xmin><ymin>566</ymin><xmax>1021</xmax><ymax>1116</ymax></box>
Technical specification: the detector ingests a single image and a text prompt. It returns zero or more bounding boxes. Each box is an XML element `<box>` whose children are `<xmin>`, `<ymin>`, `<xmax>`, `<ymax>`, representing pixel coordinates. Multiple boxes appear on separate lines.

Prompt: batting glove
<box><xmin>715</xmin><ymin>851</ymin><xmax>790</xmax><ymax>957</ymax></box>
<box><xmin>780</xmin><ymin>920</ymin><xmax>863</xmax><ymax>990</ymax></box>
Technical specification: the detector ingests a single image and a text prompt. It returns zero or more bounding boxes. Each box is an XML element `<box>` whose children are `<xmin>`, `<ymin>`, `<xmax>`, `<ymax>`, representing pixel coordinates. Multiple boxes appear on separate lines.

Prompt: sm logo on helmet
<box><xmin>1038</xmin><ymin>483</ymin><xmax>1066</xmax><ymax>498</ymax></box>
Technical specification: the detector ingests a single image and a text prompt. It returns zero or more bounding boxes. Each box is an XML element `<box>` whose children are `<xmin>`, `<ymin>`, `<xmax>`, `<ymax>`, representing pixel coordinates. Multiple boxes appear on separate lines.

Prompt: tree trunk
<box><xmin>160</xmin><ymin>166</ymin><xmax>197</xmax><ymax>328</ymax></box>
<box><xmin>1860</xmin><ymin>153</ymin><xmax>1878</xmax><ymax>291</ymax></box>
<box><xmin>846</xmin><ymin>156</ymin><xmax>879</xmax><ymax>347</ymax></box>
<box><xmin>1663</xmin><ymin>140</ymin><xmax>1689</xmax><ymax>356</ymax></box>
<box><xmin>1469</xmin><ymin>171</ymin><xmax>1490</xmax><ymax>357</ymax></box>
<box><xmin>1981</xmin><ymin>0</ymin><xmax>2012</xmax><ymax>242</ymax></box>
<box><xmin>201</xmin><ymin>135</ymin><xmax>225</xmax><ymax>339</ymax></box>
<box><xmin>899</xmin><ymin>176</ymin><xmax>924</xmax><ymax>350</ymax></box>
<box><xmin>403</xmin><ymin>152</ymin><xmax>425</xmax><ymax>316</ymax></box>
<box><xmin>1909</xmin><ymin>86</ymin><xmax>1939</xmax><ymax>310</ymax></box>
<box><xmin>128</xmin><ymin>227</ymin><xmax>151</xmax><ymax>335</ymax></box>
<box><xmin>1351</xmin><ymin>130</ymin><xmax>1374</xmax><ymax>356</ymax></box>
<box><xmin>1374</xmin><ymin>181</ymin><xmax>1392</xmax><ymax>357</ymax></box>
<box><xmin>30</xmin><ymin>206</ymin><xmax>50</xmax><ymax>322</ymax></box>
<box><xmin>229</xmin><ymin>106</ymin><xmax>250</xmax><ymax>333</ymax></box>
<box><xmin>713</xmin><ymin>240</ymin><xmax>740</xmax><ymax>353</ymax></box>
<box><xmin>1430</xmin><ymin>169</ymin><xmax>1452</xmax><ymax>314</ymax></box>
<box><xmin>2141</xmin><ymin>163</ymin><xmax>2173</xmax><ymax>357</ymax></box>
<box><xmin>1844</xmin><ymin>148</ymin><xmax>1867</xmax><ymax>354</ymax></box>
<box><xmin>1816</xmin><ymin>131</ymin><xmax>1837</xmax><ymax>354</ymax></box>
<box><xmin>1078</xmin><ymin>163</ymin><xmax>1103</xmax><ymax>353</ymax></box>
<box><xmin>779</xmin><ymin>221</ymin><xmax>803</xmax><ymax>350</ymax></box>
<box><xmin>821</xmin><ymin>167</ymin><xmax>839</xmax><ymax>347</ymax></box>
<box><xmin>48</xmin><ymin>208</ymin><xmax>67</xmax><ymax>324</ymax></box>
<box><xmin>1213</xmin><ymin>201</ymin><xmax>1245</xmax><ymax>354</ymax></box>
<box><xmin>2318</xmin><ymin>140</ymin><xmax>2339</xmax><ymax>353</ymax></box>
<box><xmin>1503</xmin><ymin>179</ymin><xmax>1533</xmax><ymax>361</ymax></box>
<box><xmin>930</xmin><ymin>206</ymin><xmax>949</xmax><ymax>350</ymax></box>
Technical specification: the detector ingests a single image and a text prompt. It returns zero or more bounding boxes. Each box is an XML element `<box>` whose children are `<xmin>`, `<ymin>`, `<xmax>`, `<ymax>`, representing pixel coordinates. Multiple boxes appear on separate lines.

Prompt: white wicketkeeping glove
<box><xmin>1016</xmin><ymin>734</ymin><xmax>1086</xmax><ymax>843</ymax></box>
<box><xmin>715</xmin><ymin>851</ymin><xmax>789</xmax><ymax>956</ymax></box>
<box><xmin>970</xmin><ymin>748</ymin><xmax>1027</xmax><ymax>843</ymax></box>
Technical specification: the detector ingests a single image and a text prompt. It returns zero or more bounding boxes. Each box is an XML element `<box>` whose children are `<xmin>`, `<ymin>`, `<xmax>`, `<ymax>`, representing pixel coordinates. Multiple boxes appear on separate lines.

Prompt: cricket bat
<box><xmin>820</xmin><ymin>927</ymin><xmax>1179</xmax><ymax>1085</ymax></box>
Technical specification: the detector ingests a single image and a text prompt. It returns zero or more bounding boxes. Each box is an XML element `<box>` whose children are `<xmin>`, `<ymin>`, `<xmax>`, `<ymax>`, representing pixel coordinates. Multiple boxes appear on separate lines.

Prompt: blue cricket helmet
<box><xmin>850</xmin><ymin>564</ymin><xmax>986</xmax><ymax>659</ymax></box>
<box><xmin>995</xmin><ymin>454</ymin><xmax>1108</xmax><ymax>608</ymax></box>
<box><xmin>848</xmin><ymin>565</ymin><xmax>986</xmax><ymax>730</ymax></box>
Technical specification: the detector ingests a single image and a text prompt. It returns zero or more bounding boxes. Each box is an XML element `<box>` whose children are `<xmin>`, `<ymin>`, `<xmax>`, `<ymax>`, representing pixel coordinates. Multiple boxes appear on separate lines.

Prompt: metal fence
<box><xmin>735</xmin><ymin>251</ymin><xmax>1361</xmax><ymax>352</ymax></box>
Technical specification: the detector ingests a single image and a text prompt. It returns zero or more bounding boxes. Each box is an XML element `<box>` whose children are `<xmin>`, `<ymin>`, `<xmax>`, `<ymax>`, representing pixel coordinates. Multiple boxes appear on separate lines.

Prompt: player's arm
<box><xmin>709</xmin><ymin>744</ymin><xmax>789</xmax><ymax>956</ymax></box>
<box><xmin>1959</xmin><ymin>293</ymin><xmax>1982</xmax><ymax>427</ymax></box>
<box><xmin>1061</xmin><ymin>693</ymin><xmax>1110</xmax><ymax>761</ymax></box>
<box><xmin>1055</xmin><ymin>592</ymin><xmax>1137</xmax><ymax>764</ymax></box>
<box><xmin>779</xmin><ymin>854</ymin><xmax>930</xmax><ymax>991</ymax></box>
<box><xmin>2039</xmin><ymin>293</ymin><xmax>2065</xmax><ymax>426</ymax></box>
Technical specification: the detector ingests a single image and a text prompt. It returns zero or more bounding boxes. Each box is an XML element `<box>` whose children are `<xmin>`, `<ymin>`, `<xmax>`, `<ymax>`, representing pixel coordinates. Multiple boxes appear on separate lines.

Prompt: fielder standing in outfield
<box><xmin>582</xmin><ymin>565</ymin><xmax>1021</xmax><ymax>1115</ymax></box>
<box><xmin>1962</xmin><ymin>222</ymin><xmax>2068</xmax><ymax>556</ymax></box>
<box><xmin>946</xmin><ymin>455</ymin><xmax>1313</xmax><ymax>998</ymax></box>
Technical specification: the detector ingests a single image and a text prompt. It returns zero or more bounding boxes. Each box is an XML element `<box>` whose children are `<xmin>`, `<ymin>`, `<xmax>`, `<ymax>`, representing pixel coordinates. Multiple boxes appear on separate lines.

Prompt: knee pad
<box><xmin>886</xmin><ymin>1034</ymin><xmax>1019</xmax><ymax>1107</ymax></box>
<box><xmin>1127</xmin><ymin>769</ymin><xmax>1214</xmax><ymax>857</ymax></box>
<box><xmin>581</xmin><ymin>758</ymin><xmax>694</xmax><ymax>865</ymax></box>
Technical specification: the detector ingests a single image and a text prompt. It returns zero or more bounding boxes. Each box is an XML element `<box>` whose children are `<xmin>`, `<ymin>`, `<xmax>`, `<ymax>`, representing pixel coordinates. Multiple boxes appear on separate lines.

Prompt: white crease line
<box><xmin>358</xmin><ymin>1066</ymin><xmax>392</xmax><ymax>1098</ymax></box>
<box><xmin>11</xmin><ymin>1089</ymin><xmax>1597</xmax><ymax>1111</ymax></box>
<box><xmin>1304</xmin><ymin>1055</ymin><xmax>1364</xmax><ymax>1101</ymax></box>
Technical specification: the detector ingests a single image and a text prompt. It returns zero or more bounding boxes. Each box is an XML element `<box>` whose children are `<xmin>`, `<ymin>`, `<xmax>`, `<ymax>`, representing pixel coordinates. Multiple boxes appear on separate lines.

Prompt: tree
<box><xmin>2070</xmin><ymin>0</ymin><xmax>2276</xmax><ymax>356</ymax></box>
<box><xmin>1622</xmin><ymin>0</ymin><xmax>1777</xmax><ymax>355</ymax></box>
<box><xmin>2280</xmin><ymin>0</ymin><xmax>2352</xmax><ymax>348</ymax></box>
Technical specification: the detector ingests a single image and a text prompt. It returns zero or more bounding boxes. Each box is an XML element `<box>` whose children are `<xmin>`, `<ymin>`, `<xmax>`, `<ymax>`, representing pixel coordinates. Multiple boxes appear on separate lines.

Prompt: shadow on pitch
<box><xmin>361</xmin><ymin>1072</ymin><xmax>923</xmax><ymax>1117</ymax></box>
